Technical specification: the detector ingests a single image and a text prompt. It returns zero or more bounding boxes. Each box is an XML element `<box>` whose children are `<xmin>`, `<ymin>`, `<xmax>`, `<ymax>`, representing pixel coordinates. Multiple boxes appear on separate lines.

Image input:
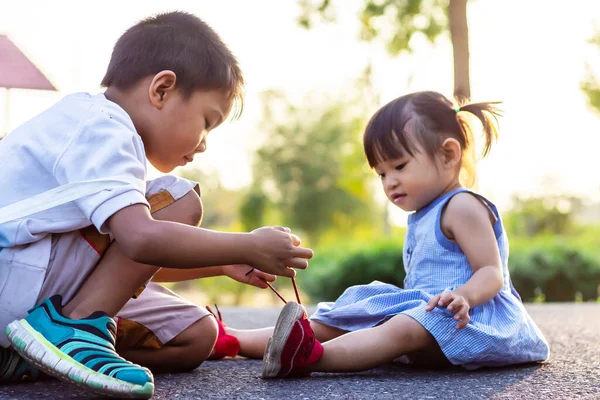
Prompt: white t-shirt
<box><xmin>0</xmin><ymin>93</ymin><xmax>150</xmax><ymax>343</ymax></box>
<box><xmin>0</xmin><ymin>92</ymin><xmax>149</xmax><ymax>248</ymax></box>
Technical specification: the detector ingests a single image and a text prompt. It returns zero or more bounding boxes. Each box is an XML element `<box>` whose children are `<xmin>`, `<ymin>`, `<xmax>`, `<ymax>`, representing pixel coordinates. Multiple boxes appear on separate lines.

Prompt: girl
<box><xmin>213</xmin><ymin>91</ymin><xmax>550</xmax><ymax>377</ymax></box>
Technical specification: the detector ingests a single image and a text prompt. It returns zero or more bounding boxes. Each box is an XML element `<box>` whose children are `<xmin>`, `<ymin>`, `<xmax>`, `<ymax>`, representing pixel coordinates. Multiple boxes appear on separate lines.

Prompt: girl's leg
<box><xmin>310</xmin><ymin>313</ymin><xmax>434</xmax><ymax>372</ymax></box>
<box><xmin>230</xmin><ymin>320</ymin><xmax>347</xmax><ymax>359</ymax></box>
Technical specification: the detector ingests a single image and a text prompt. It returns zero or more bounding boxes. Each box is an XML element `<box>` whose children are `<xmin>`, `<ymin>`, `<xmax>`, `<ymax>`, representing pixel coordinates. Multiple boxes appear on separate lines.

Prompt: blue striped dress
<box><xmin>311</xmin><ymin>188</ymin><xmax>550</xmax><ymax>369</ymax></box>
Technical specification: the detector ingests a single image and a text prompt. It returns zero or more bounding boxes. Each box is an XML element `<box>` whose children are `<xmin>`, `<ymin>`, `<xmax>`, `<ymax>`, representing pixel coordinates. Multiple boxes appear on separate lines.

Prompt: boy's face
<box><xmin>144</xmin><ymin>85</ymin><xmax>232</xmax><ymax>172</ymax></box>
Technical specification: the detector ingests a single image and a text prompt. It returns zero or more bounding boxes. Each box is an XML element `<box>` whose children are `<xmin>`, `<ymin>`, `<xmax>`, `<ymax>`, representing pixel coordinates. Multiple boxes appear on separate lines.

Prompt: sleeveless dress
<box><xmin>311</xmin><ymin>189</ymin><xmax>550</xmax><ymax>369</ymax></box>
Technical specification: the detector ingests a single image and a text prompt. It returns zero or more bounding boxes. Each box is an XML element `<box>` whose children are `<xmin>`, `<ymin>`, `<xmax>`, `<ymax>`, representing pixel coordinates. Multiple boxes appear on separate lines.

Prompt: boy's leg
<box><xmin>262</xmin><ymin>302</ymin><xmax>436</xmax><ymax>378</ymax></box>
<box><xmin>230</xmin><ymin>320</ymin><xmax>347</xmax><ymax>359</ymax></box>
<box><xmin>0</xmin><ymin>347</ymin><xmax>42</xmax><ymax>383</ymax></box>
<box><xmin>66</xmin><ymin>176</ymin><xmax>217</xmax><ymax>372</ymax></box>
<box><xmin>115</xmin><ymin>283</ymin><xmax>217</xmax><ymax>373</ymax></box>
<box><xmin>62</xmin><ymin>178</ymin><xmax>203</xmax><ymax>319</ymax></box>
<box><xmin>5</xmin><ymin>176</ymin><xmax>202</xmax><ymax>397</ymax></box>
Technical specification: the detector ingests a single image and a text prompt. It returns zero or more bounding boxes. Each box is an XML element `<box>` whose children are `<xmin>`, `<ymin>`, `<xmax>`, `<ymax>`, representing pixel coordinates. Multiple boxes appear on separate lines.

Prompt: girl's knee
<box><xmin>311</xmin><ymin>320</ymin><xmax>347</xmax><ymax>342</ymax></box>
<box><xmin>386</xmin><ymin>314</ymin><xmax>433</xmax><ymax>345</ymax></box>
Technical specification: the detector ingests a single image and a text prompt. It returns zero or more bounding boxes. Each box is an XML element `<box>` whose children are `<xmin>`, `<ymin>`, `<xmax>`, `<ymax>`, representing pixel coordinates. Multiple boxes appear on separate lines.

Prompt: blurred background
<box><xmin>1</xmin><ymin>0</ymin><xmax>599</xmax><ymax>306</ymax></box>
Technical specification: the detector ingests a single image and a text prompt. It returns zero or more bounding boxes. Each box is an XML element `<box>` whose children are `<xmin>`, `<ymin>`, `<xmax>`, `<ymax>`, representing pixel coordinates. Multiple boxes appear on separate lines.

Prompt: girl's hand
<box><xmin>222</xmin><ymin>264</ymin><xmax>276</xmax><ymax>289</ymax></box>
<box><xmin>426</xmin><ymin>291</ymin><xmax>471</xmax><ymax>329</ymax></box>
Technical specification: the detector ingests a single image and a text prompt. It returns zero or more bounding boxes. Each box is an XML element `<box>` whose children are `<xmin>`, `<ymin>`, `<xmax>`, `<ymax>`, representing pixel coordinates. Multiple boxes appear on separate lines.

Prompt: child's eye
<box><xmin>377</xmin><ymin>172</ymin><xmax>385</xmax><ymax>179</ymax></box>
<box><xmin>395</xmin><ymin>163</ymin><xmax>407</xmax><ymax>171</ymax></box>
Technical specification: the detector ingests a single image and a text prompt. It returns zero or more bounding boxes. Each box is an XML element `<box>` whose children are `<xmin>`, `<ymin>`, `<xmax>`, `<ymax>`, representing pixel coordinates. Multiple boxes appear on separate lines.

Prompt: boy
<box><xmin>0</xmin><ymin>11</ymin><xmax>312</xmax><ymax>399</ymax></box>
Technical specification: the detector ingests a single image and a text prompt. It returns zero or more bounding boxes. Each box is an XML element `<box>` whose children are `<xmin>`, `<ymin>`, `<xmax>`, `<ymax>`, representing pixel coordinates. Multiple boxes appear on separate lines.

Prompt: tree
<box><xmin>249</xmin><ymin>89</ymin><xmax>379</xmax><ymax>245</ymax></box>
<box><xmin>581</xmin><ymin>31</ymin><xmax>600</xmax><ymax>115</ymax></box>
<box><xmin>239</xmin><ymin>189</ymin><xmax>268</xmax><ymax>231</ymax></box>
<box><xmin>178</xmin><ymin>168</ymin><xmax>241</xmax><ymax>230</ymax></box>
<box><xmin>504</xmin><ymin>194</ymin><xmax>584</xmax><ymax>238</ymax></box>
<box><xmin>297</xmin><ymin>0</ymin><xmax>472</xmax><ymax>101</ymax></box>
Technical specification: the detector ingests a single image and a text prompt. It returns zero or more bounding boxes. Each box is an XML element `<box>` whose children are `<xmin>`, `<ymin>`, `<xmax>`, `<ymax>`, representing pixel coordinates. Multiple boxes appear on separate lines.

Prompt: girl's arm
<box><xmin>442</xmin><ymin>192</ymin><xmax>504</xmax><ymax>307</ymax></box>
<box><xmin>426</xmin><ymin>192</ymin><xmax>504</xmax><ymax>328</ymax></box>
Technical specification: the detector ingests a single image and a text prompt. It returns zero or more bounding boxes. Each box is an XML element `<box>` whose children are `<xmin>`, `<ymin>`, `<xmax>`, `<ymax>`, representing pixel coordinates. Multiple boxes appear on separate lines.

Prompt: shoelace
<box><xmin>206</xmin><ymin>304</ymin><xmax>224</xmax><ymax>321</ymax></box>
<box><xmin>245</xmin><ymin>267</ymin><xmax>302</xmax><ymax>305</ymax></box>
<box><xmin>207</xmin><ymin>269</ymin><xmax>302</xmax><ymax>329</ymax></box>
<box><xmin>206</xmin><ymin>272</ymin><xmax>301</xmax><ymax>323</ymax></box>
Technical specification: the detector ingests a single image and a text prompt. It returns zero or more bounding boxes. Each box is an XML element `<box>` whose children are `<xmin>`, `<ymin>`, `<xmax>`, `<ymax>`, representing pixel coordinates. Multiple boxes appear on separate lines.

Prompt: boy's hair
<box><xmin>363</xmin><ymin>91</ymin><xmax>500</xmax><ymax>187</ymax></box>
<box><xmin>101</xmin><ymin>11</ymin><xmax>244</xmax><ymax>118</ymax></box>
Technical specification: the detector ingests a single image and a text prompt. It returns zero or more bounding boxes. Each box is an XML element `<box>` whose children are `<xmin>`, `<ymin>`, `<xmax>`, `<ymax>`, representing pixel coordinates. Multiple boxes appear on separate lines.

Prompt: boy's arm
<box><xmin>152</xmin><ymin>265</ymin><xmax>276</xmax><ymax>290</ymax></box>
<box><xmin>151</xmin><ymin>266</ymin><xmax>224</xmax><ymax>282</ymax></box>
<box><xmin>106</xmin><ymin>204</ymin><xmax>312</xmax><ymax>277</ymax></box>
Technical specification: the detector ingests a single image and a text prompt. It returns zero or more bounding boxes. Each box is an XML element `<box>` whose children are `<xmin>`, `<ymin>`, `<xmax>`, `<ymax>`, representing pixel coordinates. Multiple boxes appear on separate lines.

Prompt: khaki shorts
<box><xmin>34</xmin><ymin>175</ymin><xmax>211</xmax><ymax>351</ymax></box>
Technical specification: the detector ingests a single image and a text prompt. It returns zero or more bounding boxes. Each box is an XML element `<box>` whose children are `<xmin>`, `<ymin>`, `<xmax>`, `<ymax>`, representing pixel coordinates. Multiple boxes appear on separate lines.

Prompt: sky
<box><xmin>1</xmin><ymin>0</ymin><xmax>599</xmax><ymax>224</ymax></box>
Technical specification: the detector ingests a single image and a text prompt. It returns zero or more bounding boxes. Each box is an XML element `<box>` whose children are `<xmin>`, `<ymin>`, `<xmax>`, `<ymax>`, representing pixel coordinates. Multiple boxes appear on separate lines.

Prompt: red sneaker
<box><xmin>206</xmin><ymin>305</ymin><xmax>240</xmax><ymax>360</ymax></box>
<box><xmin>262</xmin><ymin>301</ymin><xmax>323</xmax><ymax>378</ymax></box>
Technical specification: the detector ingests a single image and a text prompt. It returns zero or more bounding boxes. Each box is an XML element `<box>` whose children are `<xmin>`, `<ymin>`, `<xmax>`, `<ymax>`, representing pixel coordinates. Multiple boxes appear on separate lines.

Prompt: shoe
<box><xmin>262</xmin><ymin>301</ymin><xmax>323</xmax><ymax>378</ymax></box>
<box><xmin>206</xmin><ymin>305</ymin><xmax>240</xmax><ymax>360</ymax></box>
<box><xmin>0</xmin><ymin>346</ymin><xmax>43</xmax><ymax>383</ymax></box>
<box><xmin>5</xmin><ymin>295</ymin><xmax>154</xmax><ymax>399</ymax></box>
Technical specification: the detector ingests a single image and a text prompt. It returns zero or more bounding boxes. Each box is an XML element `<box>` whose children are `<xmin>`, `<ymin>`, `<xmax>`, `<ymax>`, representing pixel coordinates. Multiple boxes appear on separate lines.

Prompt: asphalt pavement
<box><xmin>1</xmin><ymin>303</ymin><xmax>599</xmax><ymax>400</ymax></box>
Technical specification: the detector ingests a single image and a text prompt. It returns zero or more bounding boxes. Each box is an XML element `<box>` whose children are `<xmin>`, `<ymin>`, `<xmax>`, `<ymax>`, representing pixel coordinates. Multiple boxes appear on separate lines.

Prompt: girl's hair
<box><xmin>363</xmin><ymin>91</ymin><xmax>500</xmax><ymax>187</ymax></box>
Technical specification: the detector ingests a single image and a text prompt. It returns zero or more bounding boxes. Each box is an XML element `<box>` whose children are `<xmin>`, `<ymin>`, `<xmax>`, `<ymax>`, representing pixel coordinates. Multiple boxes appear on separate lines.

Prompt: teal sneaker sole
<box><xmin>6</xmin><ymin>320</ymin><xmax>154</xmax><ymax>399</ymax></box>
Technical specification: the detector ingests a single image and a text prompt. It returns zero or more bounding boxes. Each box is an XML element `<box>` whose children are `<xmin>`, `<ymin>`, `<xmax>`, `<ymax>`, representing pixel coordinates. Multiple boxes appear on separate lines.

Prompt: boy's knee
<box><xmin>150</xmin><ymin>188</ymin><xmax>203</xmax><ymax>227</ymax></box>
<box><xmin>169</xmin><ymin>315</ymin><xmax>218</xmax><ymax>370</ymax></box>
<box><xmin>145</xmin><ymin>175</ymin><xmax>203</xmax><ymax>226</ymax></box>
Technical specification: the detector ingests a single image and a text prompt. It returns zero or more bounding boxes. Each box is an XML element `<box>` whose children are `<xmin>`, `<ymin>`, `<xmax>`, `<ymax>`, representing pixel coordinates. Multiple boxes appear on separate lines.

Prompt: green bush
<box><xmin>300</xmin><ymin>239</ymin><xmax>405</xmax><ymax>302</ymax></box>
<box><xmin>509</xmin><ymin>237</ymin><xmax>600</xmax><ymax>302</ymax></box>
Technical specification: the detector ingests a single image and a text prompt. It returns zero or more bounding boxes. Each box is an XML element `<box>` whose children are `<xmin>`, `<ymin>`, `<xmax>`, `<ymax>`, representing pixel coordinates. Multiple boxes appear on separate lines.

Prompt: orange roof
<box><xmin>0</xmin><ymin>35</ymin><xmax>56</xmax><ymax>91</ymax></box>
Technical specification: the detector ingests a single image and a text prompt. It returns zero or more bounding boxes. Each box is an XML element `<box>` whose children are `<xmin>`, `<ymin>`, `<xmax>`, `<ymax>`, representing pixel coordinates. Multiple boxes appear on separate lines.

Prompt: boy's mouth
<box><xmin>391</xmin><ymin>193</ymin><xmax>407</xmax><ymax>203</ymax></box>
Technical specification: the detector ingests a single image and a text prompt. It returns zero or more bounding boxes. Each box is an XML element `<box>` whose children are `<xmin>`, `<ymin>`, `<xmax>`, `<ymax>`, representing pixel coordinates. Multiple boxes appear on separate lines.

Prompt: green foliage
<box><xmin>249</xmin><ymin>90</ymin><xmax>379</xmax><ymax>244</ymax></box>
<box><xmin>239</xmin><ymin>189</ymin><xmax>268</xmax><ymax>231</ymax></box>
<box><xmin>504</xmin><ymin>194</ymin><xmax>583</xmax><ymax>237</ymax></box>
<box><xmin>300</xmin><ymin>239</ymin><xmax>405</xmax><ymax>301</ymax></box>
<box><xmin>509</xmin><ymin>237</ymin><xmax>600</xmax><ymax>302</ymax></box>
<box><xmin>179</xmin><ymin>168</ymin><xmax>241</xmax><ymax>230</ymax></box>
<box><xmin>581</xmin><ymin>74</ymin><xmax>600</xmax><ymax>115</ymax></box>
<box><xmin>297</xmin><ymin>0</ymin><xmax>448</xmax><ymax>55</ymax></box>
<box><xmin>297</xmin><ymin>0</ymin><xmax>334</xmax><ymax>27</ymax></box>
<box><xmin>582</xmin><ymin>31</ymin><xmax>600</xmax><ymax>115</ymax></box>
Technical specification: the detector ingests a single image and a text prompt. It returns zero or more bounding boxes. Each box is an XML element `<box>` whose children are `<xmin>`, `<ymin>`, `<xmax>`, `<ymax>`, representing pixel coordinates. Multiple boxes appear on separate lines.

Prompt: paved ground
<box><xmin>1</xmin><ymin>303</ymin><xmax>599</xmax><ymax>400</ymax></box>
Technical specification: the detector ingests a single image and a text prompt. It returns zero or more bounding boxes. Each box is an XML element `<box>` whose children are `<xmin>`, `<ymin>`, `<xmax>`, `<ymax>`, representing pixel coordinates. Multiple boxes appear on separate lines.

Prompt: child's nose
<box><xmin>385</xmin><ymin>175</ymin><xmax>399</xmax><ymax>190</ymax></box>
<box><xmin>196</xmin><ymin>139</ymin><xmax>207</xmax><ymax>153</ymax></box>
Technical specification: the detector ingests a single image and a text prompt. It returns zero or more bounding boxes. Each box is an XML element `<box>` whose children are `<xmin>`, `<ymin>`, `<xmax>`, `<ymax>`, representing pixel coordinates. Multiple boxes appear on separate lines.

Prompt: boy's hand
<box><xmin>222</xmin><ymin>264</ymin><xmax>276</xmax><ymax>289</ymax></box>
<box><xmin>248</xmin><ymin>226</ymin><xmax>313</xmax><ymax>277</ymax></box>
<box><xmin>425</xmin><ymin>291</ymin><xmax>471</xmax><ymax>329</ymax></box>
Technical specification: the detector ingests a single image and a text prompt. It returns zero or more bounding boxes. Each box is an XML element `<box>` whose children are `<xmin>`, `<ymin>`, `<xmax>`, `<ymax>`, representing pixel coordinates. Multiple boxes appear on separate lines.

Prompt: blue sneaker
<box><xmin>5</xmin><ymin>295</ymin><xmax>154</xmax><ymax>398</ymax></box>
<box><xmin>0</xmin><ymin>346</ymin><xmax>43</xmax><ymax>383</ymax></box>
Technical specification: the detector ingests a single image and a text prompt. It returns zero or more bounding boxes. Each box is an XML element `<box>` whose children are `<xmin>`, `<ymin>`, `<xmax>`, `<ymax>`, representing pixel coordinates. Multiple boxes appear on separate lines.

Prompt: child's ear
<box><xmin>440</xmin><ymin>138</ymin><xmax>462</xmax><ymax>169</ymax></box>
<box><xmin>149</xmin><ymin>70</ymin><xmax>177</xmax><ymax>109</ymax></box>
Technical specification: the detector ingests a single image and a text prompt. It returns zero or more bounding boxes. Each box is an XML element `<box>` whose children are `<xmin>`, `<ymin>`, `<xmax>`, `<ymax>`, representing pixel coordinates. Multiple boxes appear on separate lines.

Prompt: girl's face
<box><xmin>373</xmin><ymin>142</ymin><xmax>460</xmax><ymax>212</ymax></box>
